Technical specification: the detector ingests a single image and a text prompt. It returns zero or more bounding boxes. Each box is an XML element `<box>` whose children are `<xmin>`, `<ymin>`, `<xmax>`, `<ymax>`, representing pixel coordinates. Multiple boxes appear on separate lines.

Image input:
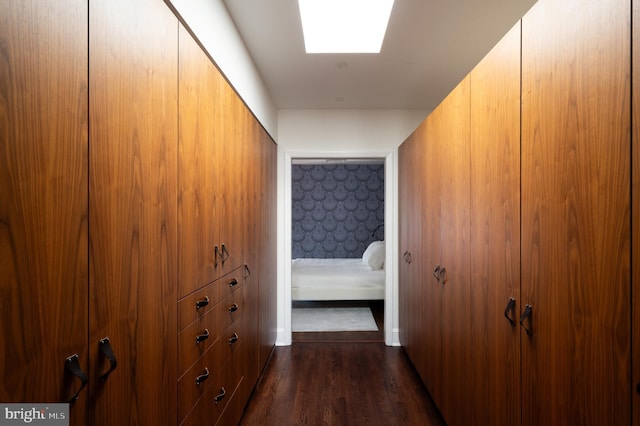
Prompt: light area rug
<box><xmin>292</xmin><ymin>307</ymin><xmax>378</xmax><ymax>332</ymax></box>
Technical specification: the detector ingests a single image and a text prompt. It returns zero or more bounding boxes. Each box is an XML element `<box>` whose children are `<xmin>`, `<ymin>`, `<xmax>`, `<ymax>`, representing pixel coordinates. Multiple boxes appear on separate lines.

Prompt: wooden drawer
<box><xmin>178</xmin><ymin>315</ymin><xmax>245</xmax><ymax>422</ymax></box>
<box><xmin>179</xmin><ymin>301</ymin><xmax>222</xmax><ymax>374</ymax></box>
<box><xmin>217</xmin><ymin>267</ymin><xmax>245</xmax><ymax>301</ymax></box>
<box><xmin>217</xmin><ymin>284</ymin><xmax>244</xmax><ymax>333</ymax></box>
<box><xmin>178</xmin><ymin>267</ymin><xmax>244</xmax><ymax>332</ymax></box>
<box><xmin>178</xmin><ymin>281</ymin><xmax>219</xmax><ymax>332</ymax></box>
<box><xmin>179</xmin><ymin>344</ymin><xmax>245</xmax><ymax>426</ymax></box>
<box><xmin>178</xmin><ymin>345</ymin><xmax>216</xmax><ymax>422</ymax></box>
<box><xmin>214</xmin><ymin>316</ymin><xmax>245</xmax><ymax>369</ymax></box>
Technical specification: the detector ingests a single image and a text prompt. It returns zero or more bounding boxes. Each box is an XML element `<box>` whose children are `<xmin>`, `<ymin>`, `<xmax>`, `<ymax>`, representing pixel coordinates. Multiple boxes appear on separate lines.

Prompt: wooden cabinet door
<box><xmin>521</xmin><ymin>0</ymin><xmax>631</xmax><ymax>424</ymax></box>
<box><xmin>469</xmin><ymin>22</ymin><xmax>521</xmax><ymax>426</ymax></box>
<box><xmin>88</xmin><ymin>0</ymin><xmax>178</xmax><ymax>424</ymax></box>
<box><xmin>178</xmin><ymin>24</ymin><xmax>221</xmax><ymax>298</ymax></box>
<box><xmin>419</xmin><ymin>111</ymin><xmax>444</xmax><ymax>408</ymax></box>
<box><xmin>258</xmin><ymin>131</ymin><xmax>278</xmax><ymax>373</ymax></box>
<box><xmin>217</xmin><ymin>86</ymin><xmax>247</xmax><ymax>275</ymax></box>
<box><xmin>398</xmin><ymin>131</ymin><xmax>423</xmax><ymax>372</ymax></box>
<box><xmin>0</xmin><ymin>1</ymin><xmax>88</xmax><ymax>422</ymax></box>
<box><xmin>633</xmin><ymin>0</ymin><xmax>640</xmax><ymax>421</ymax></box>
<box><xmin>436</xmin><ymin>76</ymin><xmax>471</xmax><ymax>426</ymax></box>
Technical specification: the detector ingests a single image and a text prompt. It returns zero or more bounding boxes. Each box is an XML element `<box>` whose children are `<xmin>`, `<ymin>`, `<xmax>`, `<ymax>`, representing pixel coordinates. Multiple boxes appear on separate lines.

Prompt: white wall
<box><xmin>166</xmin><ymin>0</ymin><xmax>278</xmax><ymax>138</ymax></box>
<box><xmin>276</xmin><ymin>109</ymin><xmax>429</xmax><ymax>347</ymax></box>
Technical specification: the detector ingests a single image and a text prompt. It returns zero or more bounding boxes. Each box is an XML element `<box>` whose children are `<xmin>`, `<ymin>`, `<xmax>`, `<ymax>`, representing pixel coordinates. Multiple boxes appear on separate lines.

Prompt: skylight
<box><xmin>298</xmin><ymin>0</ymin><xmax>395</xmax><ymax>54</ymax></box>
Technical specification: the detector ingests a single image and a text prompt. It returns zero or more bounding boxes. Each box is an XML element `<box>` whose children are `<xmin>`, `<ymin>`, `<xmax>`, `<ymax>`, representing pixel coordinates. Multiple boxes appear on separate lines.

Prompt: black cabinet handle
<box><xmin>243</xmin><ymin>264</ymin><xmax>251</xmax><ymax>278</ymax></box>
<box><xmin>403</xmin><ymin>251</ymin><xmax>412</xmax><ymax>264</ymax></box>
<box><xmin>433</xmin><ymin>265</ymin><xmax>441</xmax><ymax>281</ymax></box>
<box><xmin>221</xmin><ymin>244</ymin><xmax>230</xmax><ymax>262</ymax></box>
<box><xmin>519</xmin><ymin>304</ymin><xmax>533</xmax><ymax>336</ymax></box>
<box><xmin>195</xmin><ymin>296</ymin><xmax>209</xmax><ymax>310</ymax></box>
<box><xmin>98</xmin><ymin>337</ymin><xmax>118</xmax><ymax>382</ymax></box>
<box><xmin>214</xmin><ymin>387</ymin><xmax>226</xmax><ymax>404</ymax></box>
<box><xmin>228</xmin><ymin>278</ymin><xmax>238</xmax><ymax>288</ymax></box>
<box><xmin>228</xmin><ymin>333</ymin><xmax>239</xmax><ymax>345</ymax></box>
<box><xmin>438</xmin><ymin>267</ymin><xmax>447</xmax><ymax>284</ymax></box>
<box><xmin>228</xmin><ymin>303</ymin><xmax>239</xmax><ymax>313</ymax></box>
<box><xmin>196</xmin><ymin>329</ymin><xmax>210</xmax><ymax>344</ymax></box>
<box><xmin>214</xmin><ymin>246</ymin><xmax>221</xmax><ymax>267</ymax></box>
<box><xmin>195</xmin><ymin>367</ymin><xmax>210</xmax><ymax>385</ymax></box>
<box><xmin>65</xmin><ymin>354</ymin><xmax>88</xmax><ymax>404</ymax></box>
<box><xmin>504</xmin><ymin>298</ymin><xmax>516</xmax><ymax>327</ymax></box>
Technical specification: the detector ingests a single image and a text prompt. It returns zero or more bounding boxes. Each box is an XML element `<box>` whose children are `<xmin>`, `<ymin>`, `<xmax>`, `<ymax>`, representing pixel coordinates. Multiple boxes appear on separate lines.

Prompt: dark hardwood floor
<box><xmin>240</xmin><ymin>301</ymin><xmax>445</xmax><ymax>425</ymax></box>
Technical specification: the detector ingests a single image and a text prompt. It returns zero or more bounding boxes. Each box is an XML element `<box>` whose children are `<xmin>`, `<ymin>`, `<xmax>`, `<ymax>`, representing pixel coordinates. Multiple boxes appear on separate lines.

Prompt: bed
<box><xmin>291</xmin><ymin>241</ymin><xmax>385</xmax><ymax>301</ymax></box>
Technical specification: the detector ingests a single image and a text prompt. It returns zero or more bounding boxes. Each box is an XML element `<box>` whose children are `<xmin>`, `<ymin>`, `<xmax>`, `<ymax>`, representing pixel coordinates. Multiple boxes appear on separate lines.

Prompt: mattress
<box><xmin>291</xmin><ymin>258</ymin><xmax>385</xmax><ymax>301</ymax></box>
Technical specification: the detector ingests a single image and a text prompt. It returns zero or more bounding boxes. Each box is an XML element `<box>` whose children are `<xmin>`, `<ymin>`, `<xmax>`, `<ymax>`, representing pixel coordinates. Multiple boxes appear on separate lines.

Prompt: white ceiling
<box><xmin>222</xmin><ymin>0</ymin><xmax>537</xmax><ymax>110</ymax></box>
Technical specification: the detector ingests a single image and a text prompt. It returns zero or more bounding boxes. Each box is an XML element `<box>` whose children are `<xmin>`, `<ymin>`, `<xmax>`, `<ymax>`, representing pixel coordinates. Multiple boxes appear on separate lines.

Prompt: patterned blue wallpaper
<box><xmin>292</xmin><ymin>164</ymin><xmax>385</xmax><ymax>258</ymax></box>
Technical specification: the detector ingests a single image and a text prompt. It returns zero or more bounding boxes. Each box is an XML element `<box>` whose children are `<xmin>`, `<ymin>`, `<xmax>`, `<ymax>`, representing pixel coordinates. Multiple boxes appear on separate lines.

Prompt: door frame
<box><xmin>277</xmin><ymin>149</ymin><xmax>398</xmax><ymax>346</ymax></box>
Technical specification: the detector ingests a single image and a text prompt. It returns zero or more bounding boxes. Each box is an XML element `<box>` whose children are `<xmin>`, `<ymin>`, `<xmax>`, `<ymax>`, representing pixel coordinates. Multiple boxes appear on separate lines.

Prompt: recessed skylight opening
<box><xmin>298</xmin><ymin>0</ymin><xmax>394</xmax><ymax>54</ymax></box>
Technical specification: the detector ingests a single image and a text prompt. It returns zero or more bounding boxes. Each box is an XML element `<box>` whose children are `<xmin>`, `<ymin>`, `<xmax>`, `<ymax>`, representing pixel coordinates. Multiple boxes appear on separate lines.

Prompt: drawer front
<box><xmin>217</xmin><ymin>267</ymin><xmax>245</xmax><ymax>301</ymax></box>
<box><xmin>178</xmin><ymin>347</ymin><xmax>216</xmax><ymax>422</ymax></box>
<box><xmin>179</xmin><ymin>344</ymin><xmax>245</xmax><ymax>426</ymax></box>
<box><xmin>178</xmin><ymin>266</ymin><xmax>244</xmax><ymax>331</ymax></box>
<box><xmin>215</xmin><ymin>317</ymin><xmax>246</xmax><ymax>369</ymax></box>
<box><xmin>217</xmin><ymin>284</ymin><xmax>244</xmax><ymax>333</ymax></box>
<box><xmin>178</xmin><ymin>281</ymin><xmax>218</xmax><ymax>332</ymax></box>
<box><xmin>178</xmin><ymin>302</ymin><xmax>220</xmax><ymax>374</ymax></box>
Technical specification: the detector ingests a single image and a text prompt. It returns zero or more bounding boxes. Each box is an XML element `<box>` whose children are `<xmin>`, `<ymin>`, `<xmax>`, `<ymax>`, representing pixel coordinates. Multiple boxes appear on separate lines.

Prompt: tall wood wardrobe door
<box><xmin>633</xmin><ymin>0</ymin><xmax>640</xmax><ymax>421</ymax></box>
<box><xmin>435</xmin><ymin>76</ymin><xmax>471</xmax><ymax>426</ymax></box>
<box><xmin>469</xmin><ymin>22</ymin><xmax>521</xmax><ymax>426</ymax></box>
<box><xmin>216</xmin><ymin>84</ymin><xmax>247</xmax><ymax>275</ymax></box>
<box><xmin>178</xmin><ymin>24</ymin><xmax>221</xmax><ymax>298</ymax></box>
<box><xmin>521</xmin><ymin>0</ymin><xmax>631</xmax><ymax>424</ymax></box>
<box><xmin>398</xmin><ymin>131</ymin><xmax>423</xmax><ymax>373</ymax></box>
<box><xmin>0</xmin><ymin>0</ymin><xmax>88</xmax><ymax>421</ymax></box>
<box><xmin>420</xmin><ymin>110</ymin><xmax>444</xmax><ymax>408</ymax></box>
<box><xmin>89</xmin><ymin>0</ymin><xmax>178</xmax><ymax>424</ymax></box>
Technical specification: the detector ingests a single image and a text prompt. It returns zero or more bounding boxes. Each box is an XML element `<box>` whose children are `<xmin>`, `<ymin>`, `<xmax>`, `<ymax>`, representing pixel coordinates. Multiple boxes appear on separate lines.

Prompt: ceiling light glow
<box><xmin>298</xmin><ymin>0</ymin><xmax>394</xmax><ymax>54</ymax></box>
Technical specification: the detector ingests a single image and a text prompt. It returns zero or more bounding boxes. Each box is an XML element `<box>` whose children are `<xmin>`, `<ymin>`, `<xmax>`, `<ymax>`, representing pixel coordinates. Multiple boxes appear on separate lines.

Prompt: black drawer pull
<box><xmin>228</xmin><ymin>303</ymin><xmax>239</xmax><ymax>313</ymax></box>
<box><xmin>519</xmin><ymin>304</ymin><xmax>533</xmax><ymax>336</ymax></box>
<box><xmin>243</xmin><ymin>264</ymin><xmax>251</xmax><ymax>278</ymax></box>
<box><xmin>228</xmin><ymin>278</ymin><xmax>238</xmax><ymax>288</ymax></box>
<box><xmin>195</xmin><ymin>367</ymin><xmax>210</xmax><ymax>385</ymax></box>
<box><xmin>433</xmin><ymin>265</ymin><xmax>441</xmax><ymax>281</ymax></box>
<box><xmin>196</xmin><ymin>329</ymin><xmax>210</xmax><ymax>344</ymax></box>
<box><xmin>98</xmin><ymin>337</ymin><xmax>118</xmax><ymax>382</ymax></box>
<box><xmin>504</xmin><ymin>298</ymin><xmax>516</xmax><ymax>327</ymax></box>
<box><xmin>195</xmin><ymin>296</ymin><xmax>209</xmax><ymax>310</ymax></box>
<box><xmin>221</xmin><ymin>244</ymin><xmax>230</xmax><ymax>262</ymax></box>
<box><xmin>214</xmin><ymin>387</ymin><xmax>226</xmax><ymax>404</ymax></box>
<box><xmin>438</xmin><ymin>267</ymin><xmax>447</xmax><ymax>284</ymax></box>
<box><xmin>65</xmin><ymin>354</ymin><xmax>88</xmax><ymax>404</ymax></box>
<box><xmin>228</xmin><ymin>333</ymin><xmax>239</xmax><ymax>345</ymax></box>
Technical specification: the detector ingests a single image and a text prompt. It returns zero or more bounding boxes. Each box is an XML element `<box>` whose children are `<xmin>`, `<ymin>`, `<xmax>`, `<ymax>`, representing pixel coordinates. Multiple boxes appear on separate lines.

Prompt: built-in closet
<box><xmin>399</xmin><ymin>0</ymin><xmax>636</xmax><ymax>424</ymax></box>
<box><xmin>0</xmin><ymin>0</ymin><xmax>277</xmax><ymax>425</ymax></box>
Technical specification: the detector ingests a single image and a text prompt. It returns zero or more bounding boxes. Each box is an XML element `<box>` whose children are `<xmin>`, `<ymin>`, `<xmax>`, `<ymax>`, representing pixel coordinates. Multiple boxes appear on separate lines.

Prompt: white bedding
<box><xmin>291</xmin><ymin>258</ymin><xmax>385</xmax><ymax>301</ymax></box>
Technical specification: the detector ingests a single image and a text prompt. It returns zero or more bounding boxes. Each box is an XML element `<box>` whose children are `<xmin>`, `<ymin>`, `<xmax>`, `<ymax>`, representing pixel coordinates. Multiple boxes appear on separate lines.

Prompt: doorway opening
<box><xmin>289</xmin><ymin>158</ymin><xmax>386</xmax><ymax>342</ymax></box>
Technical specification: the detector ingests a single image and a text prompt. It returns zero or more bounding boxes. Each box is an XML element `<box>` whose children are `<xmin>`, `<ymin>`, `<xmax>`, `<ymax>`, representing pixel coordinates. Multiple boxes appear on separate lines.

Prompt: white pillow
<box><xmin>362</xmin><ymin>241</ymin><xmax>385</xmax><ymax>270</ymax></box>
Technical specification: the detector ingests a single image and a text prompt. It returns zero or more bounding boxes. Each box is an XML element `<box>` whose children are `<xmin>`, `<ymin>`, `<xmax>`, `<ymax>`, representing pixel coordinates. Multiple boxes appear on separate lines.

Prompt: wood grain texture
<box><xmin>178</xmin><ymin>24</ymin><xmax>220</xmax><ymax>298</ymax></box>
<box><xmin>435</xmin><ymin>76</ymin><xmax>472</xmax><ymax>426</ymax></box>
<box><xmin>88</xmin><ymin>0</ymin><xmax>178</xmax><ymax>424</ymax></box>
<box><xmin>521</xmin><ymin>0</ymin><xmax>631</xmax><ymax>423</ymax></box>
<box><xmin>240</xmin><ymin>343</ymin><xmax>445</xmax><ymax>426</ymax></box>
<box><xmin>419</xmin><ymin>114</ymin><xmax>444</xmax><ymax>407</ymax></box>
<box><xmin>633</xmin><ymin>0</ymin><xmax>640</xmax><ymax>421</ymax></box>
<box><xmin>0</xmin><ymin>0</ymin><xmax>88</xmax><ymax>422</ymax></box>
<box><xmin>469</xmin><ymin>22</ymin><xmax>521</xmax><ymax>426</ymax></box>
<box><xmin>398</xmin><ymin>129</ymin><xmax>425</xmax><ymax>384</ymax></box>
